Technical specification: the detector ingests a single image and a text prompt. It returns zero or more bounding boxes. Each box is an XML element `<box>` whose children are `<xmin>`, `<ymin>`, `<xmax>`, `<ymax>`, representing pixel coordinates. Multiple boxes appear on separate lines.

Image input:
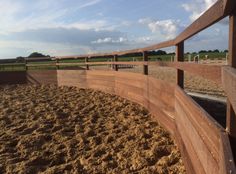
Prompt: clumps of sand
<box><xmin>0</xmin><ymin>85</ymin><xmax>185</xmax><ymax>174</ymax></box>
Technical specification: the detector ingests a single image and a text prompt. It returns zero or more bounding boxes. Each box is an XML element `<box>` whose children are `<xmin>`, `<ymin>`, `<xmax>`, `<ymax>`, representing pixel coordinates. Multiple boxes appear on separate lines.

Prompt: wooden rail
<box><xmin>25</xmin><ymin>61</ymin><xmax>222</xmax><ymax>84</ymax></box>
<box><xmin>0</xmin><ymin>0</ymin><xmax>236</xmax><ymax>173</ymax></box>
<box><xmin>11</xmin><ymin>69</ymin><xmax>232</xmax><ymax>174</ymax></box>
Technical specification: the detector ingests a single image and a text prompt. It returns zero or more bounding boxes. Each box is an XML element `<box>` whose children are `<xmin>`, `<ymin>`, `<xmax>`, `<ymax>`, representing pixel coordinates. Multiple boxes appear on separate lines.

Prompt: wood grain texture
<box><xmin>57</xmin><ymin>70</ymin><xmax>87</xmax><ymax>88</ymax></box>
<box><xmin>149</xmin><ymin>61</ymin><xmax>222</xmax><ymax>84</ymax></box>
<box><xmin>143</xmin><ymin>52</ymin><xmax>148</xmax><ymax>75</ymax></box>
<box><xmin>0</xmin><ymin>71</ymin><xmax>27</xmax><ymax>84</ymax></box>
<box><xmin>174</xmin><ymin>124</ymin><xmax>197</xmax><ymax>174</ymax></box>
<box><xmin>27</xmin><ymin>70</ymin><xmax>57</xmax><ymax>85</ymax></box>
<box><xmin>175</xmin><ymin>107</ymin><xmax>206</xmax><ymax>174</ymax></box>
<box><xmin>176</xmin><ymin>42</ymin><xmax>184</xmax><ymax>88</ymax></box>
<box><xmin>219</xmin><ymin>131</ymin><xmax>236</xmax><ymax>174</ymax></box>
<box><xmin>174</xmin><ymin>86</ymin><xmax>233</xmax><ymax>174</ymax></box>
<box><xmin>222</xmin><ymin>67</ymin><xmax>236</xmax><ymax>130</ymax></box>
<box><xmin>56</xmin><ymin>61</ymin><xmax>222</xmax><ymax>84</ymax></box>
<box><xmin>176</xmin><ymin>97</ymin><xmax>219</xmax><ymax>174</ymax></box>
<box><xmin>227</xmin><ymin>9</ymin><xmax>236</xmax><ymax>150</ymax></box>
<box><xmin>176</xmin><ymin>87</ymin><xmax>223</xmax><ymax>156</ymax></box>
<box><xmin>176</xmin><ymin>62</ymin><xmax>222</xmax><ymax>84</ymax></box>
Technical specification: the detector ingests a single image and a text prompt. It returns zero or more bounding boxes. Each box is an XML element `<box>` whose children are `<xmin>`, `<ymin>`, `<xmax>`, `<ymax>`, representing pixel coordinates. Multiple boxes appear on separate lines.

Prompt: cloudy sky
<box><xmin>0</xmin><ymin>0</ymin><xmax>229</xmax><ymax>58</ymax></box>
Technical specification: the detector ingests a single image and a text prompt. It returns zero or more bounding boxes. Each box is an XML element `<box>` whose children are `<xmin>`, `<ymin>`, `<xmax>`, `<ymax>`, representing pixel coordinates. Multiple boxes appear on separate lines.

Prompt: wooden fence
<box><xmin>0</xmin><ymin>0</ymin><xmax>236</xmax><ymax>173</ymax></box>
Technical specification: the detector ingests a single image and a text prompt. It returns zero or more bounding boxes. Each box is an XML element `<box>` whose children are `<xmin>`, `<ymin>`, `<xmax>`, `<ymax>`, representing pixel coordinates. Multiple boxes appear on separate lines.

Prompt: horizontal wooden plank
<box><xmin>85</xmin><ymin>61</ymin><xmax>145</xmax><ymax>66</ymax></box>
<box><xmin>222</xmin><ymin>66</ymin><xmax>236</xmax><ymax>113</ymax></box>
<box><xmin>219</xmin><ymin>131</ymin><xmax>236</xmax><ymax>174</ymax></box>
<box><xmin>148</xmin><ymin>76</ymin><xmax>175</xmax><ymax>94</ymax></box>
<box><xmin>26</xmin><ymin>61</ymin><xmax>222</xmax><ymax>84</ymax></box>
<box><xmin>176</xmin><ymin>62</ymin><xmax>222</xmax><ymax>84</ymax></box>
<box><xmin>86</xmin><ymin>80</ymin><xmax>115</xmax><ymax>88</ymax></box>
<box><xmin>115</xmin><ymin>71</ymin><xmax>147</xmax><ymax>81</ymax></box>
<box><xmin>115</xmin><ymin>78</ymin><xmax>146</xmax><ymax>89</ymax></box>
<box><xmin>86</xmin><ymin>70</ymin><xmax>115</xmax><ymax>76</ymax></box>
<box><xmin>149</xmin><ymin>61</ymin><xmax>222</xmax><ymax>84</ymax></box>
<box><xmin>86</xmin><ymin>75</ymin><xmax>115</xmax><ymax>82</ymax></box>
<box><xmin>26</xmin><ymin>63</ymin><xmax>56</xmax><ymax>67</ymax></box>
<box><xmin>115</xmin><ymin>83</ymin><xmax>144</xmax><ymax>97</ymax></box>
<box><xmin>0</xmin><ymin>71</ymin><xmax>27</xmax><ymax>84</ymax></box>
<box><xmin>27</xmin><ymin>70</ymin><xmax>57</xmax><ymax>84</ymax></box>
<box><xmin>57</xmin><ymin>70</ymin><xmax>86</xmax><ymax>87</ymax></box>
<box><xmin>176</xmin><ymin>97</ymin><xmax>219</xmax><ymax>174</ymax></box>
<box><xmin>175</xmin><ymin>109</ymin><xmax>206</xmax><ymax>174</ymax></box>
<box><xmin>175</xmin><ymin>87</ymin><xmax>222</xmax><ymax>162</ymax></box>
<box><xmin>149</xmin><ymin>101</ymin><xmax>176</xmax><ymax>135</ymax></box>
<box><xmin>174</xmin><ymin>125</ymin><xmax>197</xmax><ymax>174</ymax></box>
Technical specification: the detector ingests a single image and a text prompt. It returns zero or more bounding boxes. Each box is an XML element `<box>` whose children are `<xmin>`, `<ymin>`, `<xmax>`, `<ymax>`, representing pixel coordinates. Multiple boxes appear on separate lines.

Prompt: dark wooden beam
<box><xmin>227</xmin><ymin>9</ymin><xmax>236</xmax><ymax>161</ymax></box>
<box><xmin>85</xmin><ymin>57</ymin><xmax>89</xmax><ymax>70</ymax></box>
<box><xmin>143</xmin><ymin>51</ymin><xmax>148</xmax><ymax>75</ymax></box>
<box><xmin>114</xmin><ymin>55</ymin><xmax>118</xmax><ymax>71</ymax></box>
<box><xmin>56</xmin><ymin>59</ymin><xmax>59</xmax><ymax>70</ymax></box>
<box><xmin>176</xmin><ymin>42</ymin><xmax>184</xmax><ymax>88</ymax></box>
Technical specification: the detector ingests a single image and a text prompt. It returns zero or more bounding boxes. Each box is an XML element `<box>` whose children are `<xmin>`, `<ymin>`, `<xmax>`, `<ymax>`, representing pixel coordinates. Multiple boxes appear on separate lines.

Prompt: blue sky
<box><xmin>0</xmin><ymin>0</ymin><xmax>229</xmax><ymax>58</ymax></box>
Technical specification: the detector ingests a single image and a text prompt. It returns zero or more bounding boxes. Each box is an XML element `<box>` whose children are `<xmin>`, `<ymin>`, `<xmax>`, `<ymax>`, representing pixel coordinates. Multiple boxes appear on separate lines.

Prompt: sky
<box><xmin>0</xmin><ymin>0</ymin><xmax>229</xmax><ymax>58</ymax></box>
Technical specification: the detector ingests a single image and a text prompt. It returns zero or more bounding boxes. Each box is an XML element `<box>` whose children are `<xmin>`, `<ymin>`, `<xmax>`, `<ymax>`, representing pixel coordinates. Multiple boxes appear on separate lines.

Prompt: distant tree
<box><xmin>208</xmin><ymin>50</ymin><xmax>212</xmax><ymax>53</ymax></box>
<box><xmin>199</xmin><ymin>50</ymin><xmax>207</xmax><ymax>53</ymax></box>
<box><xmin>28</xmin><ymin>52</ymin><xmax>49</xmax><ymax>58</ymax></box>
<box><xmin>224</xmin><ymin>49</ymin><xmax>229</xmax><ymax>53</ymax></box>
<box><xmin>192</xmin><ymin>52</ymin><xmax>197</xmax><ymax>54</ymax></box>
<box><xmin>16</xmin><ymin>56</ymin><xmax>25</xmax><ymax>63</ymax></box>
<box><xmin>156</xmin><ymin>50</ymin><xmax>167</xmax><ymax>55</ymax></box>
<box><xmin>213</xmin><ymin>49</ymin><xmax>220</xmax><ymax>53</ymax></box>
<box><xmin>148</xmin><ymin>50</ymin><xmax>167</xmax><ymax>56</ymax></box>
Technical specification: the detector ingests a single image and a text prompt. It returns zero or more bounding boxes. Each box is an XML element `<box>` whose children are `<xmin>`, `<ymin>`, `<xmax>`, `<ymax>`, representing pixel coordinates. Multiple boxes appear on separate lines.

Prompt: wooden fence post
<box><xmin>56</xmin><ymin>59</ymin><xmax>59</xmax><ymax>70</ymax></box>
<box><xmin>25</xmin><ymin>58</ymin><xmax>28</xmax><ymax>71</ymax></box>
<box><xmin>143</xmin><ymin>51</ymin><xmax>148</xmax><ymax>75</ymax></box>
<box><xmin>114</xmin><ymin>55</ymin><xmax>118</xmax><ymax>71</ymax></box>
<box><xmin>175</xmin><ymin>42</ymin><xmax>184</xmax><ymax>88</ymax></box>
<box><xmin>227</xmin><ymin>10</ymin><xmax>236</xmax><ymax>158</ymax></box>
<box><xmin>85</xmin><ymin>57</ymin><xmax>89</xmax><ymax>70</ymax></box>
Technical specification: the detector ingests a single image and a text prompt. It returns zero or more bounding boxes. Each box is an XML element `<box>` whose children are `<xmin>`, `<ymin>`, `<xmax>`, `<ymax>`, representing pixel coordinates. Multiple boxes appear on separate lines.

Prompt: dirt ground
<box><xmin>0</xmin><ymin>85</ymin><xmax>185</xmax><ymax>174</ymax></box>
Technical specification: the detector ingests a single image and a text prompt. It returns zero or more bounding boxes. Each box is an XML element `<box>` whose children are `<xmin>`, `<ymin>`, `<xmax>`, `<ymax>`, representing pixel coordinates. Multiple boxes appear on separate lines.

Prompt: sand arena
<box><xmin>0</xmin><ymin>85</ymin><xmax>185</xmax><ymax>174</ymax></box>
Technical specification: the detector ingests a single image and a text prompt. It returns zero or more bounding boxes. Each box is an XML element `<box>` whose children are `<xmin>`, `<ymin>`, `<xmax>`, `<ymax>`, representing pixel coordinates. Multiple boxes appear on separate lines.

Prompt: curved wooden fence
<box><xmin>0</xmin><ymin>0</ymin><xmax>236</xmax><ymax>173</ymax></box>
<box><xmin>20</xmin><ymin>68</ymin><xmax>233</xmax><ymax>174</ymax></box>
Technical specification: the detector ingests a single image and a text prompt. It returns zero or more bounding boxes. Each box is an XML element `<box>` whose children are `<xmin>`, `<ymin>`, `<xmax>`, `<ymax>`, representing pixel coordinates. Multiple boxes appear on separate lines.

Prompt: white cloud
<box><xmin>78</xmin><ymin>0</ymin><xmax>102</xmax><ymax>9</ymax></box>
<box><xmin>0</xmin><ymin>0</ymin><xmax>105</xmax><ymax>34</ymax></box>
<box><xmin>135</xmin><ymin>36</ymin><xmax>152</xmax><ymax>43</ymax></box>
<box><xmin>139</xmin><ymin>18</ymin><xmax>183</xmax><ymax>39</ymax></box>
<box><xmin>91</xmin><ymin>37</ymin><xmax>128</xmax><ymax>44</ymax></box>
<box><xmin>182</xmin><ymin>0</ymin><xmax>217</xmax><ymax>21</ymax></box>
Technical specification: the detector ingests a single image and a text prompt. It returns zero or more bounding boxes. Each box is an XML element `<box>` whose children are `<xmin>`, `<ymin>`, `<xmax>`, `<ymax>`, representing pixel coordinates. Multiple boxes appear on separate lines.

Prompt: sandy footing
<box><xmin>0</xmin><ymin>85</ymin><xmax>185</xmax><ymax>174</ymax></box>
